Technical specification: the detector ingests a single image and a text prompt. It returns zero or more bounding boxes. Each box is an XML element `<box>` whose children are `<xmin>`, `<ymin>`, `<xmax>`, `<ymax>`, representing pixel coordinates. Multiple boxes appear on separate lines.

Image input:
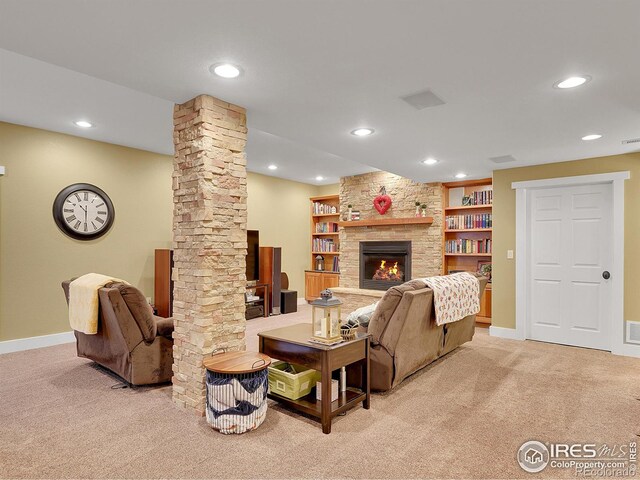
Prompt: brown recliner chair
<box><xmin>62</xmin><ymin>280</ymin><xmax>174</xmax><ymax>386</ymax></box>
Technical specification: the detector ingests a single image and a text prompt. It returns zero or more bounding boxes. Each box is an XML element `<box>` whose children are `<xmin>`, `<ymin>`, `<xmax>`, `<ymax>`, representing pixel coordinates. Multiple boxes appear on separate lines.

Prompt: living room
<box><xmin>1</xmin><ymin>1</ymin><xmax>639</xmax><ymax>479</ymax></box>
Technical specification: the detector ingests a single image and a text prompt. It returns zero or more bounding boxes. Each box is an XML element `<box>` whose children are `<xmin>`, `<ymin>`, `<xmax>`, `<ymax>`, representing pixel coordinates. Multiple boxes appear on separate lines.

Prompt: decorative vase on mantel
<box><xmin>415</xmin><ymin>202</ymin><xmax>421</xmax><ymax>217</ymax></box>
<box><xmin>421</xmin><ymin>204</ymin><xmax>427</xmax><ymax>217</ymax></box>
<box><xmin>347</xmin><ymin>204</ymin><xmax>353</xmax><ymax>221</ymax></box>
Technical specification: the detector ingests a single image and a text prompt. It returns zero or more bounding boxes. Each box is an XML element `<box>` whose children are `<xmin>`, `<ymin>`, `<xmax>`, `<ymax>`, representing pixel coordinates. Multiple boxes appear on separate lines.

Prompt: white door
<box><xmin>528</xmin><ymin>183</ymin><xmax>612</xmax><ymax>350</ymax></box>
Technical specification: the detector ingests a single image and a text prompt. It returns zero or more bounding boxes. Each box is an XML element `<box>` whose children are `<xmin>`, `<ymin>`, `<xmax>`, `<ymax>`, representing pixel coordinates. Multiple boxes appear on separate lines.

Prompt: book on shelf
<box><xmin>332</xmin><ymin>256</ymin><xmax>339</xmax><ymax>273</ymax></box>
<box><xmin>446</xmin><ymin>213</ymin><xmax>492</xmax><ymax>230</ymax></box>
<box><xmin>315</xmin><ymin>222</ymin><xmax>339</xmax><ymax>233</ymax></box>
<box><xmin>445</xmin><ymin>238</ymin><xmax>492</xmax><ymax>254</ymax></box>
<box><xmin>468</xmin><ymin>190</ymin><xmax>492</xmax><ymax>206</ymax></box>
<box><xmin>312</xmin><ymin>237</ymin><xmax>339</xmax><ymax>252</ymax></box>
<box><xmin>313</xmin><ymin>202</ymin><xmax>338</xmax><ymax>215</ymax></box>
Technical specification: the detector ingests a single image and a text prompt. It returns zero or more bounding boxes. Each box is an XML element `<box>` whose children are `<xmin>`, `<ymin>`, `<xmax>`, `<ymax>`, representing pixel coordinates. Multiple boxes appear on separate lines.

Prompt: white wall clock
<box><xmin>52</xmin><ymin>183</ymin><xmax>115</xmax><ymax>240</ymax></box>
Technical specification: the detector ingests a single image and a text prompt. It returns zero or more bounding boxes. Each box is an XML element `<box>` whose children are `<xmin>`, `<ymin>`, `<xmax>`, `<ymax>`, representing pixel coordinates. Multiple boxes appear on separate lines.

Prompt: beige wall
<box><xmin>0</xmin><ymin>122</ymin><xmax>339</xmax><ymax>341</ymax></box>
<box><xmin>492</xmin><ymin>153</ymin><xmax>640</xmax><ymax>329</ymax></box>
<box><xmin>315</xmin><ymin>183</ymin><xmax>339</xmax><ymax>197</ymax></box>
<box><xmin>247</xmin><ymin>173</ymin><xmax>337</xmax><ymax>294</ymax></box>
<box><xmin>0</xmin><ymin>122</ymin><xmax>173</xmax><ymax>341</ymax></box>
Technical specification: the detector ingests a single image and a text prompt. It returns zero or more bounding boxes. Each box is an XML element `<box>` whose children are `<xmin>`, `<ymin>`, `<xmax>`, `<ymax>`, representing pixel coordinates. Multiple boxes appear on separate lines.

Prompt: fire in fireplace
<box><xmin>360</xmin><ymin>241</ymin><xmax>411</xmax><ymax>291</ymax></box>
<box><xmin>373</xmin><ymin>260</ymin><xmax>403</xmax><ymax>282</ymax></box>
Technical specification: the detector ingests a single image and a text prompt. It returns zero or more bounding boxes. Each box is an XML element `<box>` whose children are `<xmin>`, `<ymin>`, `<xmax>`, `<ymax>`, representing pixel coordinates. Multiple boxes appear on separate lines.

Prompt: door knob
<box><xmin>602</xmin><ymin>271</ymin><xmax>611</xmax><ymax>280</ymax></box>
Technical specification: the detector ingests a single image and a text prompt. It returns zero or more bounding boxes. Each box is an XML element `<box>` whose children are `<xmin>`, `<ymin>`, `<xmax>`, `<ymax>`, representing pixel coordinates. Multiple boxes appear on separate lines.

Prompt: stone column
<box><xmin>171</xmin><ymin>95</ymin><xmax>248</xmax><ymax>415</ymax></box>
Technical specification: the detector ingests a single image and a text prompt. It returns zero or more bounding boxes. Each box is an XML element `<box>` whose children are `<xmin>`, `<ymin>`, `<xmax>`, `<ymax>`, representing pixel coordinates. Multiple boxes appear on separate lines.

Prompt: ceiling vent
<box><xmin>489</xmin><ymin>155</ymin><xmax>517</xmax><ymax>164</ymax></box>
<box><xmin>400</xmin><ymin>89</ymin><xmax>445</xmax><ymax>110</ymax></box>
<box><xmin>622</xmin><ymin>137</ymin><xmax>640</xmax><ymax>145</ymax></box>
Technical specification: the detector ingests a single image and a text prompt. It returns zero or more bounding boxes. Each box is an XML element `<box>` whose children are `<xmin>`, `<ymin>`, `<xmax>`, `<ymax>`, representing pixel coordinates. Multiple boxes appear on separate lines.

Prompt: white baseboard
<box><xmin>612</xmin><ymin>343</ymin><xmax>640</xmax><ymax>358</ymax></box>
<box><xmin>0</xmin><ymin>331</ymin><xmax>75</xmax><ymax>355</ymax></box>
<box><xmin>489</xmin><ymin>326</ymin><xmax>525</xmax><ymax>340</ymax></box>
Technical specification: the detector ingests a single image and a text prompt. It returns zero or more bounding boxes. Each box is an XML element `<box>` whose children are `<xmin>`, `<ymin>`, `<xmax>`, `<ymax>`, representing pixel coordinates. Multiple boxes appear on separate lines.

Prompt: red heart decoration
<box><xmin>373</xmin><ymin>195</ymin><xmax>392</xmax><ymax>215</ymax></box>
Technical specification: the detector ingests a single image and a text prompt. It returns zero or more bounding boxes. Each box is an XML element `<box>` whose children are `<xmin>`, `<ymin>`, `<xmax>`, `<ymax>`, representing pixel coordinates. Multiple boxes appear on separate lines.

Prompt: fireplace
<box><xmin>359</xmin><ymin>241</ymin><xmax>412</xmax><ymax>291</ymax></box>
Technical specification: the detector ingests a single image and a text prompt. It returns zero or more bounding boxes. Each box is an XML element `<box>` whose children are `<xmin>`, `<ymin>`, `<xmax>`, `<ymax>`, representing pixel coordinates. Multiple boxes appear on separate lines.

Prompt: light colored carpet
<box><xmin>1</xmin><ymin>305</ymin><xmax>639</xmax><ymax>479</ymax></box>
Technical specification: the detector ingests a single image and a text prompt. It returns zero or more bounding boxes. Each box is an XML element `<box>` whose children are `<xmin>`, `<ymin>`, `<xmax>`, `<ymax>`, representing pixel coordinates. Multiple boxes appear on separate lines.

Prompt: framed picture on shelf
<box><xmin>477</xmin><ymin>261</ymin><xmax>492</xmax><ymax>281</ymax></box>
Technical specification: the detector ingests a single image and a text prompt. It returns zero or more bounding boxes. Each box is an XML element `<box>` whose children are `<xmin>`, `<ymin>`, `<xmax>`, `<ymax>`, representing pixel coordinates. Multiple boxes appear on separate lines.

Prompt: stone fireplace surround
<box><xmin>331</xmin><ymin>171</ymin><xmax>443</xmax><ymax>314</ymax></box>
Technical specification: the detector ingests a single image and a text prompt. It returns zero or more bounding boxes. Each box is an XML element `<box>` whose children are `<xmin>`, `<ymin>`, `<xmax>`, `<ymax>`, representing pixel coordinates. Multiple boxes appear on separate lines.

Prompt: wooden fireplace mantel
<box><xmin>337</xmin><ymin>217</ymin><xmax>433</xmax><ymax>228</ymax></box>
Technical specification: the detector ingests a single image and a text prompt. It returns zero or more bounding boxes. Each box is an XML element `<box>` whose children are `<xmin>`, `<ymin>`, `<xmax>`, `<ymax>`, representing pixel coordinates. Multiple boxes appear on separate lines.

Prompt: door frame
<box><xmin>512</xmin><ymin>171</ymin><xmax>630</xmax><ymax>355</ymax></box>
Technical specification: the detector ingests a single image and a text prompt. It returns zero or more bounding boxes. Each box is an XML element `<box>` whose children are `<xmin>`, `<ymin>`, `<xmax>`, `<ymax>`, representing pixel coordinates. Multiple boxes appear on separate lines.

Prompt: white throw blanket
<box><xmin>69</xmin><ymin>273</ymin><xmax>128</xmax><ymax>334</ymax></box>
<box><xmin>418</xmin><ymin>272</ymin><xmax>480</xmax><ymax>326</ymax></box>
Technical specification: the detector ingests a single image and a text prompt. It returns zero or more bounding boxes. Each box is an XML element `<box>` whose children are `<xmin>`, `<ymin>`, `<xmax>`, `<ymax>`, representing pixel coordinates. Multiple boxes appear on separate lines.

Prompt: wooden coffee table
<box><xmin>258</xmin><ymin>323</ymin><xmax>370</xmax><ymax>434</ymax></box>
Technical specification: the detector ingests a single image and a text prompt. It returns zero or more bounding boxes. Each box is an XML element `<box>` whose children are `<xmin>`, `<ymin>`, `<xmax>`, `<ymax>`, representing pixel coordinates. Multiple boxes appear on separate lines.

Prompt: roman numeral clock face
<box><xmin>53</xmin><ymin>184</ymin><xmax>114</xmax><ymax>240</ymax></box>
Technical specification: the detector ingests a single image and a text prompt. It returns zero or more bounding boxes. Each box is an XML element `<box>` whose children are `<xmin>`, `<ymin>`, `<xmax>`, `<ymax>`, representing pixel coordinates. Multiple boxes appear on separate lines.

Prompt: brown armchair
<box><xmin>62</xmin><ymin>280</ymin><xmax>174</xmax><ymax>386</ymax></box>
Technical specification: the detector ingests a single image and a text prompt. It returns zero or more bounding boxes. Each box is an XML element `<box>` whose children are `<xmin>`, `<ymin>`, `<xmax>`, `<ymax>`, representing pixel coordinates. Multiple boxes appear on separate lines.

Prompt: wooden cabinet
<box><xmin>476</xmin><ymin>284</ymin><xmax>492</xmax><ymax>325</ymax></box>
<box><xmin>304</xmin><ymin>271</ymin><xmax>340</xmax><ymax>302</ymax></box>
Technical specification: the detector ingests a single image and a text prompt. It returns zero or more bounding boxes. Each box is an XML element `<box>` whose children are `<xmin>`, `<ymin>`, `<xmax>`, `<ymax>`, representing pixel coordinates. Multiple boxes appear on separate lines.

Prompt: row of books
<box><xmin>446</xmin><ymin>214</ymin><xmax>492</xmax><ymax>230</ymax></box>
<box><xmin>313</xmin><ymin>238</ymin><xmax>339</xmax><ymax>252</ymax></box>
<box><xmin>315</xmin><ymin>222</ymin><xmax>339</xmax><ymax>233</ymax></box>
<box><xmin>313</xmin><ymin>202</ymin><xmax>338</xmax><ymax>215</ymax></box>
<box><xmin>445</xmin><ymin>238</ymin><xmax>492</xmax><ymax>254</ymax></box>
<box><xmin>466</xmin><ymin>190</ymin><xmax>493</xmax><ymax>206</ymax></box>
<box><xmin>331</xmin><ymin>256</ymin><xmax>340</xmax><ymax>273</ymax></box>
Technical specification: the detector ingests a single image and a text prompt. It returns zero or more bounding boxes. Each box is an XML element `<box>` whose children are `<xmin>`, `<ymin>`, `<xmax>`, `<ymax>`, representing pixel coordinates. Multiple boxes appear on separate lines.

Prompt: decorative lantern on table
<box><xmin>315</xmin><ymin>255</ymin><xmax>325</xmax><ymax>271</ymax></box>
<box><xmin>310</xmin><ymin>289</ymin><xmax>343</xmax><ymax>344</ymax></box>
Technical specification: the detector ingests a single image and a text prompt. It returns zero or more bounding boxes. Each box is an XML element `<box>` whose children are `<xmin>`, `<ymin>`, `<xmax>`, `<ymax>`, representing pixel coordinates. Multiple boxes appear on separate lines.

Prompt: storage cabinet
<box><xmin>476</xmin><ymin>284</ymin><xmax>492</xmax><ymax>325</ymax></box>
<box><xmin>304</xmin><ymin>271</ymin><xmax>339</xmax><ymax>301</ymax></box>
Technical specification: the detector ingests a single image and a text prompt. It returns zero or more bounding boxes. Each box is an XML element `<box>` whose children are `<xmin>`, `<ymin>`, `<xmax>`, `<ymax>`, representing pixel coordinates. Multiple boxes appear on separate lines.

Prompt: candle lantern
<box><xmin>315</xmin><ymin>255</ymin><xmax>325</xmax><ymax>271</ymax></box>
<box><xmin>310</xmin><ymin>289</ymin><xmax>342</xmax><ymax>344</ymax></box>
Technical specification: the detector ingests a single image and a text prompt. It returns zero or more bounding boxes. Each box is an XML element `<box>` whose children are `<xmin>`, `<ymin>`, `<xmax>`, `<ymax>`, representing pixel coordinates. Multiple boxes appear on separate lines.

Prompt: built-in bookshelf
<box><xmin>442</xmin><ymin>178</ymin><xmax>493</xmax><ymax>324</ymax></box>
<box><xmin>310</xmin><ymin>195</ymin><xmax>340</xmax><ymax>273</ymax></box>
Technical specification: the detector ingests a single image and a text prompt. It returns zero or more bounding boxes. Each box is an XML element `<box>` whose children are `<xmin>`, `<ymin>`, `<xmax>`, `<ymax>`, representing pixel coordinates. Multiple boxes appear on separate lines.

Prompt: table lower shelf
<box><xmin>268</xmin><ymin>388</ymin><xmax>365</xmax><ymax>418</ymax></box>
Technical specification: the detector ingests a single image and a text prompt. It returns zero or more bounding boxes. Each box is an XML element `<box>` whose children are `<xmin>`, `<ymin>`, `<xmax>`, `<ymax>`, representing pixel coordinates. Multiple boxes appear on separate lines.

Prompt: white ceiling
<box><xmin>1</xmin><ymin>0</ymin><xmax>639</xmax><ymax>184</ymax></box>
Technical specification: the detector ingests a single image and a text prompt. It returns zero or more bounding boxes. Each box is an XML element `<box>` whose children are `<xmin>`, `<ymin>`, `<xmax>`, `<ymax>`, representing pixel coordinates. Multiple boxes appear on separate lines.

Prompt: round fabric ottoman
<box><xmin>203</xmin><ymin>351</ymin><xmax>271</xmax><ymax>434</ymax></box>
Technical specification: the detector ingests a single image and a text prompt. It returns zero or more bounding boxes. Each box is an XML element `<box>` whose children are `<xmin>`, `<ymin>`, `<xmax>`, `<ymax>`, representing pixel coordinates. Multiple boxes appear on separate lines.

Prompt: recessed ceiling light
<box><xmin>554</xmin><ymin>75</ymin><xmax>591</xmax><ymax>89</ymax></box>
<box><xmin>74</xmin><ymin>120</ymin><xmax>93</xmax><ymax>128</ymax></box>
<box><xmin>315</xmin><ymin>176</ymin><xmax>324</xmax><ymax>181</ymax></box>
<box><xmin>455</xmin><ymin>173</ymin><xmax>467</xmax><ymax>179</ymax></box>
<box><xmin>422</xmin><ymin>158</ymin><xmax>438</xmax><ymax>165</ymax></box>
<box><xmin>581</xmin><ymin>134</ymin><xmax>602</xmax><ymax>141</ymax></box>
<box><xmin>351</xmin><ymin>128</ymin><xmax>374</xmax><ymax>137</ymax></box>
<box><xmin>210</xmin><ymin>63</ymin><xmax>242</xmax><ymax>78</ymax></box>
<box><xmin>267</xmin><ymin>164</ymin><xmax>278</xmax><ymax>170</ymax></box>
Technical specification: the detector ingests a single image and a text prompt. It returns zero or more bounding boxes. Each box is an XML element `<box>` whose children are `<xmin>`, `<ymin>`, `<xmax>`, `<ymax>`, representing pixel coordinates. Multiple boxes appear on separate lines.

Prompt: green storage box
<box><xmin>268</xmin><ymin>361</ymin><xmax>321</xmax><ymax>400</ymax></box>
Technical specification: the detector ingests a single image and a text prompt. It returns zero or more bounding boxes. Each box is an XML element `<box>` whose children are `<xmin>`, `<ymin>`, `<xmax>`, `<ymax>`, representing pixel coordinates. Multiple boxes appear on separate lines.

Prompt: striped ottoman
<box><xmin>203</xmin><ymin>351</ymin><xmax>271</xmax><ymax>434</ymax></box>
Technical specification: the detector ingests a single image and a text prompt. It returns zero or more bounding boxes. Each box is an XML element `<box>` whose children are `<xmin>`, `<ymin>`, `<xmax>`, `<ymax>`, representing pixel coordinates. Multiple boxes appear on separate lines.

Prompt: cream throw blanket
<box><xmin>69</xmin><ymin>273</ymin><xmax>128</xmax><ymax>334</ymax></box>
<box><xmin>418</xmin><ymin>272</ymin><xmax>480</xmax><ymax>326</ymax></box>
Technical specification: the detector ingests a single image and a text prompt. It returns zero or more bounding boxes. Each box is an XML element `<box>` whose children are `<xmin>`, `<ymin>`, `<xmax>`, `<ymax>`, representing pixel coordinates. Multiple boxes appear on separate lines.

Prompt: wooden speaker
<box><xmin>154</xmin><ymin>249</ymin><xmax>173</xmax><ymax>318</ymax></box>
<box><xmin>259</xmin><ymin>246</ymin><xmax>282</xmax><ymax>315</ymax></box>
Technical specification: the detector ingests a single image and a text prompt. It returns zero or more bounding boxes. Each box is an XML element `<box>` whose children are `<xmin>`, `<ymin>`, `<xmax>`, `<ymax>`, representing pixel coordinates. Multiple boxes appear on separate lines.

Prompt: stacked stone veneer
<box><xmin>172</xmin><ymin>95</ymin><xmax>248</xmax><ymax>415</ymax></box>
<box><xmin>339</xmin><ymin>171</ymin><xmax>443</xmax><ymax>289</ymax></box>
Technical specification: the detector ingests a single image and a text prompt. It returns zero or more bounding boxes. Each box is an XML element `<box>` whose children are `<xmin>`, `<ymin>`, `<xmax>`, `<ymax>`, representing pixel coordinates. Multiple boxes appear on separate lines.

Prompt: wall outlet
<box><xmin>507</xmin><ymin>250</ymin><xmax>514</xmax><ymax>259</ymax></box>
<box><xmin>0</xmin><ymin>166</ymin><xmax>5</xmax><ymax>176</ymax></box>
<box><xmin>146</xmin><ymin>297</ymin><xmax>152</xmax><ymax>305</ymax></box>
